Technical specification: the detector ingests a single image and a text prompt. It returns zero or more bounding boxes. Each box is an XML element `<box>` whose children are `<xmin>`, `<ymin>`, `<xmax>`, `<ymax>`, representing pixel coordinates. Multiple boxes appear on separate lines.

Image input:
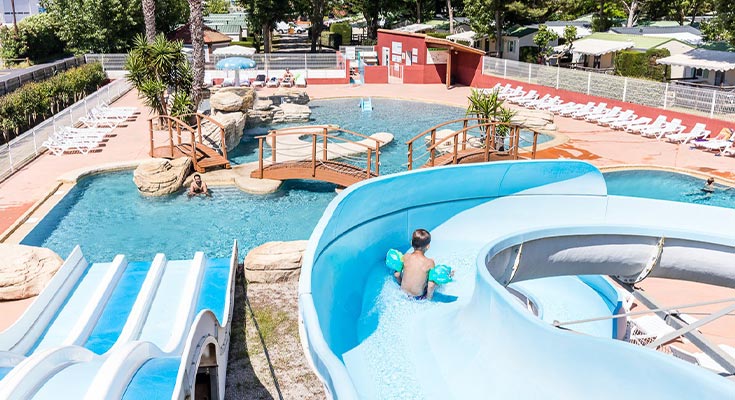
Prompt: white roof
<box><xmin>569</xmin><ymin>39</ymin><xmax>634</xmax><ymax>55</ymax></box>
<box><xmin>212</xmin><ymin>45</ymin><xmax>256</xmax><ymax>56</ymax></box>
<box><xmin>546</xmin><ymin>25</ymin><xmax>592</xmax><ymax>39</ymax></box>
<box><xmin>396</xmin><ymin>24</ymin><xmax>433</xmax><ymax>33</ymax></box>
<box><xmin>643</xmin><ymin>32</ymin><xmax>702</xmax><ymax>45</ymax></box>
<box><xmin>657</xmin><ymin>49</ymin><xmax>735</xmax><ymax>72</ymax></box>
<box><xmin>446</xmin><ymin>30</ymin><xmax>485</xmax><ymax>43</ymax></box>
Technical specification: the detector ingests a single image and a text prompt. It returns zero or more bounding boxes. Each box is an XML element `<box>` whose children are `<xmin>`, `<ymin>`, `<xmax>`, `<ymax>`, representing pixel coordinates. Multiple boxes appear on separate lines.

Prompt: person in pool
<box><xmin>394</xmin><ymin>229</ymin><xmax>437</xmax><ymax>300</ymax></box>
<box><xmin>703</xmin><ymin>177</ymin><xmax>716</xmax><ymax>193</ymax></box>
<box><xmin>188</xmin><ymin>174</ymin><xmax>210</xmax><ymax>197</ymax></box>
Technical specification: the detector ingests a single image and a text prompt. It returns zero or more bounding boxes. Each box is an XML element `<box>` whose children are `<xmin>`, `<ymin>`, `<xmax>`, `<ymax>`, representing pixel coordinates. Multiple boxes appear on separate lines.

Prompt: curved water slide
<box><xmin>0</xmin><ymin>242</ymin><xmax>237</xmax><ymax>399</ymax></box>
<box><xmin>299</xmin><ymin>160</ymin><xmax>735</xmax><ymax>399</ymax></box>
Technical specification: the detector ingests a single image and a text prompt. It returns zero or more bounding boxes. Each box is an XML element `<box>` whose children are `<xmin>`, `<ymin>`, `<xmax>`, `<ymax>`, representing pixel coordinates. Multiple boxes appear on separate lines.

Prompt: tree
<box><xmin>533</xmin><ymin>25</ymin><xmax>558</xmax><ymax>61</ymax></box>
<box><xmin>125</xmin><ymin>34</ymin><xmax>193</xmax><ymax>117</ymax></box>
<box><xmin>0</xmin><ymin>14</ymin><xmax>65</xmax><ymax>63</ymax></box>
<box><xmin>349</xmin><ymin>0</ymin><xmax>392</xmax><ymax>40</ymax></box>
<box><xmin>188</xmin><ymin>0</ymin><xmax>205</xmax><ymax>108</ymax></box>
<box><xmin>447</xmin><ymin>0</ymin><xmax>455</xmax><ymax>33</ymax></box>
<box><xmin>155</xmin><ymin>0</ymin><xmax>190</xmax><ymax>33</ymax></box>
<box><xmin>715</xmin><ymin>0</ymin><xmax>735</xmax><ymax>45</ymax></box>
<box><xmin>205</xmin><ymin>0</ymin><xmax>230</xmax><ymax>14</ymax></box>
<box><xmin>563</xmin><ymin>25</ymin><xmax>577</xmax><ymax>50</ymax></box>
<box><xmin>620</xmin><ymin>0</ymin><xmax>642</xmax><ymax>27</ymax></box>
<box><xmin>238</xmin><ymin>0</ymin><xmax>288</xmax><ymax>53</ymax></box>
<box><xmin>143</xmin><ymin>0</ymin><xmax>156</xmax><ymax>41</ymax></box>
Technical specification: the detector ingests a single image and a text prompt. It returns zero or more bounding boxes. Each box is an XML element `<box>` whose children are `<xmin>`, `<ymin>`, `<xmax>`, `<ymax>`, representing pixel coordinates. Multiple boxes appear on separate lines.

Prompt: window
<box><xmin>507</xmin><ymin>40</ymin><xmax>515</xmax><ymax>53</ymax></box>
<box><xmin>694</xmin><ymin>68</ymin><xmax>710</xmax><ymax>79</ymax></box>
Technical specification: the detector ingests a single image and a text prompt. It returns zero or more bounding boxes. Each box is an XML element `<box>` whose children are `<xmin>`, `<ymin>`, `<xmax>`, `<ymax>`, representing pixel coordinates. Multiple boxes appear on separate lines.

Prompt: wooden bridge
<box><xmin>148</xmin><ymin>113</ymin><xmax>230</xmax><ymax>173</ymax></box>
<box><xmin>250</xmin><ymin>125</ymin><xmax>384</xmax><ymax>187</ymax></box>
<box><xmin>406</xmin><ymin>117</ymin><xmax>541</xmax><ymax>170</ymax></box>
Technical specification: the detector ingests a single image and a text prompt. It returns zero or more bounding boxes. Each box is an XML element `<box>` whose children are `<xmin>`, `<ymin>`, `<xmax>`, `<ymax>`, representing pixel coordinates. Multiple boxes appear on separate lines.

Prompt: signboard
<box><xmin>426</xmin><ymin>50</ymin><xmax>448</xmax><ymax>65</ymax></box>
<box><xmin>411</xmin><ymin>48</ymin><xmax>418</xmax><ymax>63</ymax></box>
<box><xmin>391</xmin><ymin>55</ymin><xmax>402</xmax><ymax>63</ymax></box>
<box><xmin>391</xmin><ymin>41</ymin><xmax>403</xmax><ymax>55</ymax></box>
<box><xmin>405</xmin><ymin>51</ymin><xmax>412</xmax><ymax>66</ymax></box>
<box><xmin>345</xmin><ymin>46</ymin><xmax>356</xmax><ymax>60</ymax></box>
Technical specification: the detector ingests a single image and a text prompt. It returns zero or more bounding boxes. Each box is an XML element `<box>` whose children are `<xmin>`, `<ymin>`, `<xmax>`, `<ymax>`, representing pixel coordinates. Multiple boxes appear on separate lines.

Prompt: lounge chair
<box><xmin>559</xmin><ymin>102</ymin><xmax>593</xmax><ymax>117</ymax></box>
<box><xmin>626</xmin><ymin>115</ymin><xmax>667</xmax><ymax>134</ymax></box>
<box><xmin>518</xmin><ymin>93</ymin><xmax>549</xmax><ymax>107</ymax></box>
<box><xmin>666</xmin><ymin>123</ymin><xmax>710</xmax><ymax>144</ymax></box>
<box><xmin>481</xmin><ymin>83</ymin><xmax>506</xmax><ymax>95</ymax></box>
<box><xmin>585</xmin><ymin>106</ymin><xmax>621</xmax><ymax>123</ymax></box>
<box><xmin>42</xmin><ymin>128</ymin><xmax>110</xmax><ymax>155</ymax></box>
<box><xmin>627</xmin><ymin>315</ymin><xmax>677</xmax><ymax>347</ymax></box>
<box><xmin>533</xmin><ymin>96</ymin><xmax>561</xmax><ymax>110</ymax></box>
<box><xmin>548</xmin><ymin>102</ymin><xmax>576</xmax><ymax>114</ymax></box>
<box><xmin>98</xmin><ymin>102</ymin><xmax>138</xmax><ymax>114</ymax></box>
<box><xmin>694</xmin><ymin>134</ymin><xmax>734</xmax><ymax>152</ymax></box>
<box><xmin>499</xmin><ymin>86</ymin><xmax>524</xmax><ymax>100</ymax></box>
<box><xmin>281</xmin><ymin>76</ymin><xmax>294</xmax><ymax>88</ymax></box>
<box><xmin>572</xmin><ymin>102</ymin><xmax>606</xmax><ymax>120</ymax></box>
<box><xmin>612</xmin><ymin>116</ymin><xmax>650</xmax><ymax>131</ymax></box>
<box><xmin>641</xmin><ymin>119</ymin><xmax>684</xmax><ymax>139</ymax></box>
<box><xmin>295</xmin><ymin>75</ymin><xmax>307</xmax><ymax>88</ymax></box>
<box><xmin>669</xmin><ymin>346</ymin><xmax>727</xmax><ymax>374</ymax></box>
<box><xmin>79</xmin><ymin>115</ymin><xmax>122</xmax><ymax>129</ymax></box>
<box><xmin>598</xmin><ymin>110</ymin><xmax>635</xmax><ymax>127</ymax></box>
<box><xmin>266</xmin><ymin>77</ymin><xmax>280</xmax><ymax>88</ymax></box>
<box><xmin>508</xmin><ymin>90</ymin><xmax>538</xmax><ymax>105</ymax></box>
<box><xmin>252</xmin><ymin>74</ymin><xmax>267</xmax><ymax>88</ymax></box>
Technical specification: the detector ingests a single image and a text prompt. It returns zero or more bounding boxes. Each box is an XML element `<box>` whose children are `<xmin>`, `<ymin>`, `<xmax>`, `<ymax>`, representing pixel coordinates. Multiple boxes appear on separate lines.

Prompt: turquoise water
<box><xmin>122</xmin><ymin>357</ymin><xmax>180</xmax><ymax>400</ymax></box>
<box><xmin>228</xmin><ymin>98</ymin><xmax>553</xmax><ymax>174</ymax></box>
<box><xmin>21</xmin><ymin>172</ymin><xmax>336</xmax><ymax>262</ymax></box>
<box><xmin>604</xmin><ymin>170</ymin><xmax>735</xmax><ymax>209</ymax></box>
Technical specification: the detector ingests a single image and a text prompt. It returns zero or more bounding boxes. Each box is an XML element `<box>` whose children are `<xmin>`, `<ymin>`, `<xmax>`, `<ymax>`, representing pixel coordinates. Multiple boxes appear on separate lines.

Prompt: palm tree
<box><xmin>142</xmin><ymin>0</ymin><xmax>156</xmax><ymax>42</ymax></box>
<box><xmin>187</xmin><ymin>0</ymin><xmax>205</xmax><ymax>109</ymax></box>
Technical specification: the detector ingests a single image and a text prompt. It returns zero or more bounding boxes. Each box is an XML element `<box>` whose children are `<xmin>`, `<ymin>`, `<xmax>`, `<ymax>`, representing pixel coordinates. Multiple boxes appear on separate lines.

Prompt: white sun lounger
<box><xmin>508</xmin><ymin>90</ymin><xmax>538</xmax><ymax>105</ymax></box>
<box><xmin>666</xmin><ymin>123</ymin><xmax>710</xmax><ymax>144</ymax></box>
<box><xmin>693</xmin><ymin>135</ymin><xmax>735</xmax><ymax>151</ymax></box>
<box><xmin>641</xmin><ymin>119</ymin><xmax>684</xmax><ymax>139</ymax></box>
<box><xmin>79</xmin><ymin>115</ymin><xmax>124</xmax><ymax>129</ymax></box>
<box><xmin>586</xmin><ymin>106</ymin><xmax>621</xmax><ymax>123</ymax></box>
<box><xmin>669</xmin><ymin>346</ymin><xmax>728</xmax><ymax>374</ymax></box>
<box><xmin>42</xmin><ymin>129</ymin><xmax>109</xmax><ymax>155</ymax></box>
<box><xmin>559</xmin><ymin>102</ymin><xmax>594</xmax><ymax>117</ymax></box>
<box><xmin>91</xmin><ymin>107</ymin><xmax>135</xmax><ymax>120</ymax></box>
<box><xmin>519</xmin><ymin>93</ymin><xmax>549</xmax><ymax>107</ymax></box>
<box><xmin>547</xmin><ymin>102</ymin><xmax>575</xmax><ymax>114</ymax></box>
<box><xmin>533</xmin><ymin>96</ymin><xmax>561</xmax><ymax>110</ymax></box>
<box><xmin>626</xmin><ymin>115</ymin><xmax>667</xmax><ymax>134</ymax></box>
<box><xmin>612</xmin><ymin>116</ymin><xmax>650</xmax><ymax>130</ymax></box>
<box><xmin>481</xmin><ymin>83</ymin><xmax>506</xmax><ymax>95</ymax></box>
<box><xmin>598</xmin><ymin>110</ymin><xmax>635</xmax><ymax>126</ymax></box>
<box><xmin>572</xmin><ymin>102</ymin><xmax>606</xmax><ymax>120</ymax></box>
<box><xmin>266</xmin><ymin>77</ymin><xmax>280</xmax><ymax>87</ymax></box>
<box><xmin>499</xmin><ymin>86</ymin><xmax>524</xmax><ymax>100</ymax></box>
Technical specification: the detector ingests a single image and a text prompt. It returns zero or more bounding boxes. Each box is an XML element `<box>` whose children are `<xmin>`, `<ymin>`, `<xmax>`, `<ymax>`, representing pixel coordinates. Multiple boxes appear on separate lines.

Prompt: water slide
<box><xmin>0</xmin><ymin>242</ymin><xmax>237</xmax><ymax>399</ymax></box>
<box><xmin>299</xmin><ymin>160</ymin><xmax>735</xmax><ymax>399</ymax></box>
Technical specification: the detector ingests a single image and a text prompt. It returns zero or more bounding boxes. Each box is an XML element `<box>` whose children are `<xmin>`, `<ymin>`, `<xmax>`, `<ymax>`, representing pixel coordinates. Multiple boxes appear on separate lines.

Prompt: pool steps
<box><xmin>0</xmin><ymin>244</ymin><xmax>236</xmax><ymax>399</ymax></box>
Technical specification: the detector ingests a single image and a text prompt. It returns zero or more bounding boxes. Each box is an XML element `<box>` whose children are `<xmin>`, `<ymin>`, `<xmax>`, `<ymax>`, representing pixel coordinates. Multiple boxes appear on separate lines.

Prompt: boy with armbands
<box><xmin>386</xmin><ymin>229</ymin><xmax>453</xmax><ymax>300</ymax></box>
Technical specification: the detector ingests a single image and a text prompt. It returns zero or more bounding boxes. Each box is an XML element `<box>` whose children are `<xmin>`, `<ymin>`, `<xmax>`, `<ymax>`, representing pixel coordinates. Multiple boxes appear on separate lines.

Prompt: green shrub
<box><xmin>320</xmin><ymin>31</ymin><xmax>340</xmax><ymax>48</ymax></box>
<box><xmin>520</xmin><ymin>46</ymin><xmax>540</xmax><ymax>64</ymax></box>
<box><xmin>0</xmin><ymin>63</ymin><xmax>105</xmax><ymax>143</ymax></box>
<box><xmin>614</xmin><ymin>48</ymin><xmax>670</xmax><ymax>81</ymax></box>
<box><xmin>330</xmin><ymin>22</ymin><xmax>351</xmax><ymax>46</ymax></box>
<box><xmin>0</xmin><ymin>14</ymin><xmax>65</xmax><ymax>64</ymax></box>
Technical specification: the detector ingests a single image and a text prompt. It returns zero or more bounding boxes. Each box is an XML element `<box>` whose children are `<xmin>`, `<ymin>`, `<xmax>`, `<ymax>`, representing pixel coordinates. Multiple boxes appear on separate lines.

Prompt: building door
<box><xmin>382</xmin><ymin>47</ymin><xmax>390</xmax><ymax>66</ymax></box>
<box><xmin>388</xmin><ymin>62</ymin><xmax>403</xmax><ymax>84</ymax></box>
<box><xmin>715</xmin><ymin>70</ymin><xmax>724</xmax><ymax>86</ymax></box>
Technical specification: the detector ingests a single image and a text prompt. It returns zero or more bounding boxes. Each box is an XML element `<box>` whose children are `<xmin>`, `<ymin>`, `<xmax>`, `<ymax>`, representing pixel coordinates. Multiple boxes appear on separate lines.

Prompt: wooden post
<box><xmin>431</xmin><ymin>129</ymin><xmax>436</xmax><ymax>147</ymax></box>
<box><xmin>258</xmin><ymin>137</ymin><xmax>264</xmax><ymax>178</ymax></box>
<box><xmin>461</xmin><ymin>123</ymin><xmax>468</xmax><ymax>150</ymax></box>
<box><xmin>452</xmin><ymin>133</ymin><xmax>459</xmax><ymax>164</ymax></box>
<box><xmin>407</xmin><ymin>142</ymin><xmax>413</xmax><ymax>170</ymax></box>
<box><xmin>311</xmin><ymin>133</ymin><xmax>317</xmax><ymax>177</ymax></box>
<box><xmin>190</xmin><ymin>130</ymin><xmax>198</xmax><ymax>171</ymax></box>
<box><xmin>446</xmin><ymin>49</ymin><xmax>452</xmax><ymax>89</ymax></box>
<box><xmin>367</xmin><ymin>148</ymin><xmax>372</xmax><ymax>178</ymax></box>
<box><xmin>196</xmin><ymin>114</ymin><xmax>203</xmax><ymax>143</ymax></box>
<box><xmin>220</xmin><ymin>125</ymin><xmax>228</xmax><ymax>160</ymax></box>
<box><xmin>176</xmin><ymin>122</ymin><xmax>182</xmax><ymax>145</ymax></box>
<box><xmin>322</xmin><ymin>127</ymin><xmax>328</xmax><ymax>161</ymax></box>
<box><xmin>271</xmin><ymin>133</ymin><xmax>277</xmax><ymax>162</ymax></box>
<box><xmin>148</xmin><ymin>119</ymin><xmax>155</xmax><ymax>156</ymax></box>
<box><xmin>484</xmin><ymin>124</ymin><xmax>491</xmax><ymax>162</ymax></box>
<box><xmin>172</xmin><ymin>123</ymin><xmax>179</xmax><ymax>157</ymax></box>
<box><xmin>375</xmin><ymin>143</ymin><xmax>380</xmax><ymax>176</ymax></box>
<box><xmin>430</xmin><ymin>147</ymin><xmax>436</xmax><ymax>167</ymax></box>
<box><xmin>167</xmin><ymin>118</ymin><xmax>173</xmax><ymax>150</ymax></box>
<box><xmin>513</xmin><ymin>126</ymin><xmax>520</xmax><ymax>160</ymax></box>
<box><xmin>531</xmin><ymin>130</ymin><xmax>539</xmax><ymax>159</ymax></box>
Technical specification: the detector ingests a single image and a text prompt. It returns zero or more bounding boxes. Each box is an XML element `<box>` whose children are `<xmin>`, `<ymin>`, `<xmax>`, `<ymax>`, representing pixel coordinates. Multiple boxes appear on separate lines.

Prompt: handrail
<box><xmin>147</xmin><ymin>113</ymin><xmax>229</xmax><ymax>172</ymax></box>
<box><xmin>405</xmin><ymin>117</ymin><xmax>490</xmax><ymax>146</ymax></box>
<box><xmin>256</xmin><ymin>125</ymin><xmax>386</xmax><ymax>146</ymax></box>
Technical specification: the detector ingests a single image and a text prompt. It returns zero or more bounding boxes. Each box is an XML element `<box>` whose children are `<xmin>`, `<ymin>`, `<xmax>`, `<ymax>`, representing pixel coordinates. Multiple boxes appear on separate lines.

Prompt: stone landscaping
<box><xmin>243</xmin><ymin>240</ymin><xmax>307</xmax><ymax>283</ymax></box>
<box><xmin>0</xmin><ymin>244</ymin><xmax>63</xmax><ymax>301</ymax></box>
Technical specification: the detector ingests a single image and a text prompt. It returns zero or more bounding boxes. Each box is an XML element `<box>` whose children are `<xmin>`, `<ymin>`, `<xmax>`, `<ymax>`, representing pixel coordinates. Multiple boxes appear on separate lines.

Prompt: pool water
<box><xmin>21</xmin><ymin>172</ymin><xmax>335</xmax><ymax>262</ymax></box>
<box><xmin>604</xmin><ymin>170</ymin><xmax>735</xmax><ymax>209</ymax></box>
<box><xmin>228</xmin><ymin>98</ymin><xmax>553</xmax><ymax>174</ymax></box>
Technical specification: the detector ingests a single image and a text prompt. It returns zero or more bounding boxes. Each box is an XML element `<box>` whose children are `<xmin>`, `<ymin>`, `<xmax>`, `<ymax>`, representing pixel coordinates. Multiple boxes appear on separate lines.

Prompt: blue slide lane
<box><xmin>0</xmin><ymin>367</ymin><xmax>11</xmax><ymax>381</ymax></box>
<box><xmin>84</xmin><ymin>261</ymin><xmax>152</xmax><ymax>354</ymax></box>
<box><xmin>195</xmin><ymin>257</ymin><xmax>230</xmax><ymax>323</ymax></box>
<box><xmin>121</xmin><ymin>357</ymin><xmax>180</xmax><ymax>400</ymax></box>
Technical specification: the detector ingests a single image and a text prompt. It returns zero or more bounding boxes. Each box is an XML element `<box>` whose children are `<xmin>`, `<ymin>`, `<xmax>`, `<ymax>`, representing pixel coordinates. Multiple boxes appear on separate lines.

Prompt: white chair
<box><xmin>548</xmin><ymin>101</ymin><xmax>576</xmax><ymax>114</ymax></box>
<box><xmin>598</xmin><ymin>110</ymin><xmax>635</xmax><ymax>127</ymax></box>
<box><xmin>641</xmin><ymin>119</ymin><xmax>684</xmax><ymax>139</ymax></box>
<box><xmin>670</xmin><ymin>346</ymin><xmax>728</xmax><ymax>374</ymax></box>
<box><xmin>519</xmin><ymin>93</ymin><xmax>549</xmax><ymax>107</ymax></box>
<box><xmin>626</xmin><ymin>115</ymin><xmax>667</xmax><ymax>134</ymax></box>
<box><xmin>666</xmin><ymin>123</ymin><xmax>710</xmax><ymax>144</ymax></box>
<box><xmin>295</xmin><ymin>75</ymin><xmax>307</xmax><ymax>88</ymax></box>
<box><xmin>611</xmin><ymin>116</ymin><xmax>649</xmax><ymax>130</ymax></box>
<box><xmin>560</xmin><ymin>102</ymin><xmax>594</xmax><ymax>117</ymax></box>
<box><xmin>508</xmin><ymin>90</ymin><xmax>538</xmax><ymax>105</ymax></box>
<box><xmin>693</xmin><ymin>130</ymin><xmax>734</xmax><ymax>151</ymax></box>
<box><xmin>586</xmin><ymin>106</ymin><xmax>621</xmax><ymax>123</ymax></box>
<box><xmin>534</xmin><ymin>96</ymin><xmax>561</xmax><ymax>110</ymax></box>
<box><xmin>499</xmin><ymin>86</ymin><xmax>524</xmax><ymax>100</ymax></box>
<box><xmin>266</xmin><ymin>77</ymin><xmax>280</xmax><ymax>87</ymax></box>
<box><xmin>627</xmin><ymin>315</ymin><xmax>677</xmax><ymax>347</ymax></box>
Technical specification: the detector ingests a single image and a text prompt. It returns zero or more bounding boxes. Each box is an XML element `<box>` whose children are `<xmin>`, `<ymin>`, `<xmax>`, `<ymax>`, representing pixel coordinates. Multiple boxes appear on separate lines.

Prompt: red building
<box><xmin>370</xmin><ymin>29</ymin><xmax>487</xmax><ymax>88</ymax></box>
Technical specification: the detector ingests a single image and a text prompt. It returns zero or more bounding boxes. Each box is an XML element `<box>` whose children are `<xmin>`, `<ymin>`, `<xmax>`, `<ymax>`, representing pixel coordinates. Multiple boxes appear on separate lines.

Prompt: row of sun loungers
<box><xmin>41</xmin><ymin>103</ymin><xmax>137</xmax><ymax>155</ymax></box>
<box><xmin>227</xmin><ymin>74</ymin><xmax>307</xmax><ymax>88</ymax></box>
<box><xmin>485</xmin><ymin>83</ymin><xmax>733</xmax><ymax>156</ymax></box>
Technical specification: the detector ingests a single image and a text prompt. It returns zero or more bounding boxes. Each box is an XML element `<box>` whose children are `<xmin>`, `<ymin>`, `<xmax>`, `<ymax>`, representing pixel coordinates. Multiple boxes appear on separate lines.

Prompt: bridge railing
<box><xmin>253</xmin><ymin>125</ymin><xmax>385</xmax><ymax>181</ymax></box>
<box><xmin>406</xmin><ymin>117</ymin><xmax>491</xmax><ymax>170</ymax></box>
<box><xmin>148</xmin><ymin>113</ymin><xmax>226</xmax><ymax>172</ymax></box>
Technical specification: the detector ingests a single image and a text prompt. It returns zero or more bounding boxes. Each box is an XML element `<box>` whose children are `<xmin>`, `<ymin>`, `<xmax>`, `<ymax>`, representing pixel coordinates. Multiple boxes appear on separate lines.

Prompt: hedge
<box><xmin>330</xmin><ymin>22</ymin><xmax>352</xmax><ymax>47</ymax></box>
<box><xmin>320</xmin><ymin>31</ymin><xmax>340</xmax><ymax>48</ymax></box>
<box><xmin>0</xmin><ymin>14</ymin><xmax>65</xmax><ymax>64</ymax></box>
<box><xmin>0</xmin><ymin>63</ymin><xmax>106</xmax><ymax>143</ymax></box>
<box><xmin>614</xmin><ymin>48</ymin><xmax>671</xmax><ymax>81</ymax></box>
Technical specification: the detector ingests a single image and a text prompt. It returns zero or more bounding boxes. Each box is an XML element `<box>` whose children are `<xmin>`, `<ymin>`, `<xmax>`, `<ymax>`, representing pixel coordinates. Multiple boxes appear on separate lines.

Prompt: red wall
<box><xmin>477</xmin><ymin>75</ymin><xmax>731</xmax><ymax>137</ymax></box>
<box><xmin>403</xmin><ymin>64</ymin><xmax>446</xmax><ymax>84</ymax></box>
<box><xmin>452</xmin><ymin>52</ymin><xmax>484</xmax><ymax>86</ymax></box>
<box><xmin>364</xmin><ymin>65</ymin><xmax>388</xmax><ymax>84</ymax></box>
<box><xmin>376</xmin><ymin>32</ymin><xmax>429</xmax><ymax>65</ymax></box>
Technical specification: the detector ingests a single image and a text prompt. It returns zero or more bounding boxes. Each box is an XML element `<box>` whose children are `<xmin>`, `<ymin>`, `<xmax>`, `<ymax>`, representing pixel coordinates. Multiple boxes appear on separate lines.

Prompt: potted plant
<box><xmin>466</xmin><ymin>88</ymin><xmax>516</xmax><ymax>151</ymax></box>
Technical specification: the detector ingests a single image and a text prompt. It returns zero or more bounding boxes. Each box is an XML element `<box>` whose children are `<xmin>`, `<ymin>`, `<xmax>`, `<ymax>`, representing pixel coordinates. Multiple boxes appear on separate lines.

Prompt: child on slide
<box><xmin>390</xmin><ymin>229</ymin><xmax>454</xmax><ymax>300</ymax></box>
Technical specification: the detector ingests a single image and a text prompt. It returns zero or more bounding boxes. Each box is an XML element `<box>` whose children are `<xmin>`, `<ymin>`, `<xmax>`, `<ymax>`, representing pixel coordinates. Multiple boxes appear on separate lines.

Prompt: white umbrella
<box><xmin>212</xmin><ymin>45</ymin><xmax>256</xmax><ymax>56</ymax></box>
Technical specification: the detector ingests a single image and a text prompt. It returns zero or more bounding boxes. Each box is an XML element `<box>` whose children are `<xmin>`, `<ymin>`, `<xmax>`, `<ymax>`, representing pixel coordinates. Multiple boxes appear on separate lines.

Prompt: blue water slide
<box><xmin>299</xmin><ymin>160</ymin><xmax>735</xmax><ymax>399</ymax></box>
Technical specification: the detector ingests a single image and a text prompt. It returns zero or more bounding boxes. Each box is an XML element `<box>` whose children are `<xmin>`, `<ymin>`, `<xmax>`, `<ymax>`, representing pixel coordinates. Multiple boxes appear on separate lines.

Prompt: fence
<box><xmin>0</xmin><ymin>56</ymin><xmax>86</xmax><ymax>96</ymax></box>
<box><xmin>482</xmin><ymin>57</ymin><xmax>735</xmax><ymax>122</ymax></box>
<box><xmin>0</xmin><ymin>78</ymin><xmax>133</xmax><ymax>182</ymax></box>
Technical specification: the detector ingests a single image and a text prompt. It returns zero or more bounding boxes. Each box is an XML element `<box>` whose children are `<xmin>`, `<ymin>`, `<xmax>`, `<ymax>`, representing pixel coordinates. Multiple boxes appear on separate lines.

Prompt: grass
<box><xmin>251</xmin><ymin>304</ymin><xmax>292</xmax><ymax>347</ymax></box>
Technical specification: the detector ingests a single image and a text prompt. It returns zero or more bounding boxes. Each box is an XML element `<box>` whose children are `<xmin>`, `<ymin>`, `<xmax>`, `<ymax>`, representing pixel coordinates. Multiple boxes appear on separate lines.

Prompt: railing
<box><xmin>148</xmin><ymin>113</ymin><xmax>227</xmax><ymax>173</ymax></box>
<box><xmin>87</xmin><ymin>53</ymin><xmax>345</xmax><ymax>72</ymax></box>
<box><xmin>0</xmin><ymin>56</ymin><xmax>86</xmax><ymax>96</ymax></box>
<box><xmin>406</xmin><ymin>117</ymin><xmax>492</xmax><ymax>169</ymax></box>
<box><xmin>0</xmin><ymin>78</ymin><xmax>133</xmax><ymax>183</ymax></box>
<box><xmin>253</xmin><ymin>125</ymin><xmax>383</xmax><ymax>181</ymax></box>
<box><xmin>482</xmin><ymin>57</ymin><xmax>735</xmax><ymax>121</ymax></box>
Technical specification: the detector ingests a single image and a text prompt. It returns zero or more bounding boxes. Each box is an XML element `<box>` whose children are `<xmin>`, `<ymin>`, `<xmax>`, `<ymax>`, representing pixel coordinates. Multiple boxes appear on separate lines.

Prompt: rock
<box><xmin>210</xmin><ymin>91</ymin><xmax>244</xmax><ymax>113</ymax></box>
<box><xmin>511</xmin><ymin>109</ymin><xmax>556</xmax><ymax>130</ymax></box>
<box><xmin>209</xmin><ymin>111</ymin><xmax>246</xmax><ymax>150</ymax></box>
<box><xmin>246</xmin><ymin>109</ymin><xmax>274</xmax><ymax>126</ymax></box>
<box><xmin>133</xmin><ymin>157</ymin><xmax>192</xmax><ymax>196</ymax></box>
<box><xmin>253</xmin><ymin>99</ymin><xmax>273</xmax><ymax>111</ymax></box>
<box><xmin>0</xmin><ymin>244</ymin><xmax>63</xmax><ymax>300</ymax></box>
<box><xmin>272</xmin><ymin>103</ymin><xmax>311</xmax><ymax>124</ymax></box>
<box><xmin>272</xmin><ymin>88</ymin><xmax>310</xmax><ymax>105</ymax></box>
<box><xmin>244</xmin><ymin>240</ymin><xmax>308</xmax><ymax>283</ymax></box>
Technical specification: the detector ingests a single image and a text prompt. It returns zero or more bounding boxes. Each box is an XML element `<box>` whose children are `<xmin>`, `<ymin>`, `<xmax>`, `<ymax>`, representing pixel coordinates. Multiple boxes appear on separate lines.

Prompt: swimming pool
<box><xmin>228</xmin><ymin>98</ymin><xmax>554</xmax><ymax>174</ymax></box>
<box><xmin>605</xmin><ymin>169</ymin><xmax>735</xmax><ymax>209</ymax></box>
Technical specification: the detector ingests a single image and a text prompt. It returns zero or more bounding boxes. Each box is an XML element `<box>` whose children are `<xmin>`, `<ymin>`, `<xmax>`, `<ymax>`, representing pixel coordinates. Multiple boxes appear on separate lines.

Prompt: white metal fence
<box><xmin>482</xmin><ymin>57</ymin><xmax>735</xmax><ymax>121</ymax></box>
<box><xmin>0</xmin><ymin>78</ymin><xmax>133</xmax><ymax>182</ymax></box>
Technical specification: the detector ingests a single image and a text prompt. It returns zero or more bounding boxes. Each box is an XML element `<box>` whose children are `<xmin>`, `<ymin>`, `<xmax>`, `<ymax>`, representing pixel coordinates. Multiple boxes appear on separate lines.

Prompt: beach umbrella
<box><xmin>215</xmin><ymin>57</ymin><xmax>257</xmax><ymax>86</ymax></box>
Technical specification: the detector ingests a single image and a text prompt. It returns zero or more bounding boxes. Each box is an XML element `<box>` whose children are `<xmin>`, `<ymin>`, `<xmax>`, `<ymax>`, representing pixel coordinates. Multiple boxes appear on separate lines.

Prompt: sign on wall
<box><xmin>391</xmin><ymin>41</ymin><xmax>403</xmax><ymax>55</ymax></box>
<box><xmin>345</xmin><ymin>46</ymin><xmax>356</xmax><ymax>60</ymax></box>
<box><xmin>426</xmin><ymin>50</ymin><xmax>448</xmax><ymax>64</ymax></box>
<box><xmin>411</xmin><ymin>48</ymin><xmax>418</xmax><ymax>63</ymax></box>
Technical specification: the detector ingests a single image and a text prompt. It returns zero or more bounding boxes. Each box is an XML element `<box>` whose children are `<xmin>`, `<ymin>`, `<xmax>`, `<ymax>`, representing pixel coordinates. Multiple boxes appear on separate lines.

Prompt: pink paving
<box><xmin>1</xmin><ymin>81</ymin><xmax>735</xmax><ymax>355</ymax></box>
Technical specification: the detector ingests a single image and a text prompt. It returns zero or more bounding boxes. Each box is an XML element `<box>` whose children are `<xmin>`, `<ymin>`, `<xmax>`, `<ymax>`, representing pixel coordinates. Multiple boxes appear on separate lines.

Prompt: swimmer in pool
<box><xmin>702</xmin><ymin>177</ymin><xmax>715</xmax><ymax>193</ymax></box>
<box><xmin>394</xmin><ymin>229</ymin><xmax>437</xmax><ymax>300</ymax></box>
<box><xmin>188</xmin><ymin>174</ymin><xmax>210</xmax><ymax>197</ymax></box>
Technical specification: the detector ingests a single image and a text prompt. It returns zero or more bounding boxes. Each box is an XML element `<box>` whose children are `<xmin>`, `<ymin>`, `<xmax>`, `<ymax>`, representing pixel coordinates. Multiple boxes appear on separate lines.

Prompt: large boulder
<box><xmin>133</xmin><ymin>157</ymin><xmax>192</xmax><ymax>196</ymax></box>
<box><xmin>272</xmin><ymin>103</ymin><xmax>311</xmax><ymax>124</ymax></box>
<box><xmin>511</xmin><ymin>109</ymin><xmax>556</xmax><ymax>131</ymax></box>
<box><xmin>0</xmin><ymin>244</ymin><xmax>63</xmax><ymax>300</ymax></box>
<box><xmin>212</xmin><ymin>87</ymin><xmax>257</xmax><ymax>111</ymax></box>
<box><xmin>210</xmin><ymin>91</ymin><xmax>244</xmax><ymax>113</ymax></box>
<box><xmin>244</xmin><ymin>240</ymin><xmax>307</xmax><ymax>283</ymax></box>
<box><xmin>272</xmin><ymin>89</ymin><xmax>310</xmax><ymax>105</ymax></box>
<box><xmin>209</xmin><ymin>111</ymin><xmax>246</xmax><ymax>150</ymax></box>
